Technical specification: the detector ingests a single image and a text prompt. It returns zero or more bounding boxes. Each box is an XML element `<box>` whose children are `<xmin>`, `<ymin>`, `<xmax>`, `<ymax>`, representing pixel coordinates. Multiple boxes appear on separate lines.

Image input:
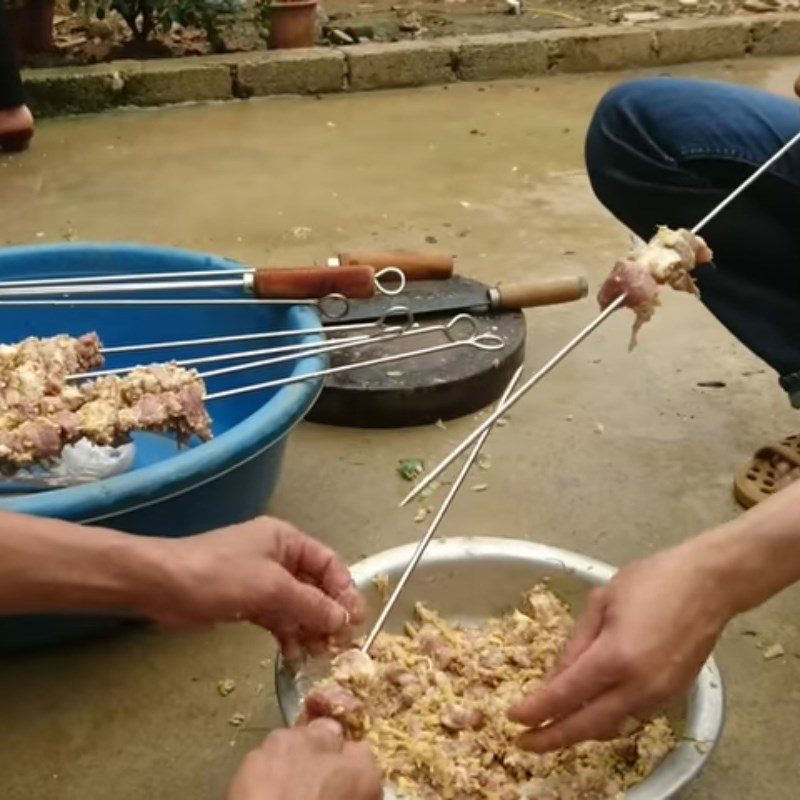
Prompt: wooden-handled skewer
<box><xmin>488</xmin><ymin>276</ymin><xmax>588</xmax><ymax>311</ymax></box>
<box><xmin>330</xmin><ymin>251</ymin><xmax>454</xmax><ymax>281</ymax></box>
<box><xmin>0</xmin><ymin>265</ymin><xmax>392</xmax><ymax>301</ymax></box>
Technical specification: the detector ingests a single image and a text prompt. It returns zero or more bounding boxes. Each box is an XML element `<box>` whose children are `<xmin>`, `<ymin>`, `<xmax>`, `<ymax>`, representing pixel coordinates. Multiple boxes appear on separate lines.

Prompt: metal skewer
<box><xmin>200</xmin><ymin>314</ymin><xmax>478</xmax><ymax>380</ymax></box>
<box><xmin>361</xmin><ymin>366</ymin><xmax>523</xmax><ymax>654</ymax></box>
<box><xmin>400</xmin><ymin>297</ymin><xmax>624</xmax><ymax>506</ymax></box>
<box><xmin>71</xmin><ymin>333</ymin><xmax>376</xmax><ymax>380</ymax></box>
<box><xmin>0</xmin><ymin>267</ymin><xmax>407</xmax><ymax>299</ymax></box>
<box><xmin>198</xmin><ymin>315</ymin><xmax>483</xmax><ymax>381</ymax></box>
<box><xmin>400</xmin><ymin>129</ymin><xmax>800</xmax><ymax>507</ymax></box>
<box><xmin>0</xmin><ymin>268</ymin><xmax>251</xmax><ymax>287</ymax></box>
<box><xmin>75</xmin><ymin>314</ymin><xmax>477</xmax><ymax>381</ymax></box>
<box><xmin>0</xmin><ymin>295</ymin><xmax>354</xmax><ymax>320</ymax></box>
<box><xmin>0</xmin><ymin>278</ymin><xmax>266</xmax><ymax>296</ymax></box>
<box><xmin>204</xmin><ymin>331</ymin><xmax>505</xmax><ymax>401</ymax></box>
<box><xmin>690</xmin><ymin>129</ymin><xmax>800</xmax><ymax>234</ymax></box>
<box><xmin>72</xmin><ymin>313</ymin><xmax>478</xmax><ymax>382</ymax></box>
<box><xmin>99</xmin><ymin>308</ymin><xmax>415</xmax><ymax>355</ymax></box>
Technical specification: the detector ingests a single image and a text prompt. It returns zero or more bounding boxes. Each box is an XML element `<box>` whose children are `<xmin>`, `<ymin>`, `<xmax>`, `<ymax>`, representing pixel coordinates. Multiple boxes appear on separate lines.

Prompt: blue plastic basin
<box><xmin>0</xmin><ymin>243</ymin><xmax>325</xmax><ymax>649</ymax></box>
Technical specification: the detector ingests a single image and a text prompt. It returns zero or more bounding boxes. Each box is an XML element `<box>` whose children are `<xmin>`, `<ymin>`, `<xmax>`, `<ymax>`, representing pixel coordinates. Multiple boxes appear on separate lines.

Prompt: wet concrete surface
<box><xmin>2</xmin><ymin>57</ymin><xmax>800</xmax><ymax>799</ymax></box>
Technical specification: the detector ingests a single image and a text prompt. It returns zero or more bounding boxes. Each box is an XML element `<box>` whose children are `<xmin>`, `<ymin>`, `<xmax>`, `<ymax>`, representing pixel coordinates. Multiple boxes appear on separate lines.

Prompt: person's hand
<box><xmin>227</xmin><ymin>719</ymin><xmax>382</xmax><ymax>800</ymax></box>
<box><xmin>138</xmin><ymin>516</ymin><xmax>365</xmax><ymax>658</ymax></box>
<box><xmin>508</xmin><ymin>540</ymin><xmax>734</xmax><ymax>751</ymax></box>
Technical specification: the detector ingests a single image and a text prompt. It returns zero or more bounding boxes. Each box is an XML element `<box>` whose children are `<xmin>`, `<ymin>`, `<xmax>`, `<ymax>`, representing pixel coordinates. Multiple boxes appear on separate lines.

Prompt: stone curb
<box><xmin>231</xmin><ymin>49</ymin><xmax>346</xmax><ymax>97</ymax></box>
<box><xmin>347</xmin><ymin>39</ymin><xmax>457</xmax><ymax>90</ymax></box>
<box><xmin>122</xmin><ymin>60</ymin><xmax>233</xmax><ymax>106</ymax></box>
<box><xmin>22</xmin><ymin>12</ymin><xmax>800</xmax><ymax>117</ymax></box>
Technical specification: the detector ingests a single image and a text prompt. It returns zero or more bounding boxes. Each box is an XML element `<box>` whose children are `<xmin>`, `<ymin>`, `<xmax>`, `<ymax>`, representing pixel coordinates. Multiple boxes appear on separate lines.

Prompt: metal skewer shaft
<box><xmin>199</xmin><ymin>334</ymin><xmax>397</xmax><ymax>381</ymax></box>
<box><xmin>0</xmin><ymin>267</ymin><xmax>406</xmax><ymax>299</ymax></box>
<box><xmin>204</xmin><ymin>332</ymin><xmax>505</xmax><ymax>401</ymax></box>
<box><xmin>198</xmin><ymin>315</ymin><xmax>484</xmax><ymax>381</ymax></box>
<box><xmin>0</xmin><ymin>268</ymin><xmax>252</xmax><ymax>288</ymax></box>
<box><xmin>100</xmin><ymin>311</ymin><xmax>413</xmax><ymax>355</ymax></box>
<box><xmin>0</xmin><ymin>297</ymin><xmax>328</xmax><ymax>305</ymax></box>
<box><xmin>400</xmin><ymin>295</ymin><xmax>625</xmax><ymax>506</ymax></box>
<box><xmin>0</xmin><ymin>295</ymin><xmax>353</xmax><ymax>321</ymax></box>
<box><xmin>86</xmin><ymin>327</ymin><xmax>399</xmax><ymax>382</ymax></box>
<box><xmin>0</xmin><ymin>278</ymin><xmax>254</xmax><ymax>297</ymax></box>
<box><xmin>690</xmin><ymin>129</ymin><xmax>800</xmax><ymax>234</ymax></box>
<box><xmin>361</xmin><ymin>366</ymin><xmax>523</xmax><ymax>654</ymax></box>
<box><xmin>400</xmin><ymin>129</ymin><xmax>800</xmax><ymax>508</ymax></box>
<box><xmin>79</xmin><ymin>314</ymin><xmax>470</xmax><ymax>381</ymax></box>
<box><xmin>101</xmin><ymin>322</ymin><xmax>368</xmax><ymax>355</ymax></box>
<box><xmin>0</xmin><ymin>298</ymin><xmax>294</xmax><ymax>304</ymax></box>
<box><xmin>72</xmin><ymin>332</ymin><xmax>376</xmax><ymax>380</ymax></box>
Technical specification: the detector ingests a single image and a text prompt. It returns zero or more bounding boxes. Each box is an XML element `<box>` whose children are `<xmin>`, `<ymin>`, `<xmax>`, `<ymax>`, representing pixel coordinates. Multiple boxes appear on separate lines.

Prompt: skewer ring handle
<box><xmin>374</xmin><ymin>267</ymin><xmax>407</xmax><ymax>297</ymax></box>
<box><xmin>316</xmin><ymin>293</ymin><xmax>349</xmax><ymax>320</ymax></box>
<box><xmin>471</xmin><ymin>332</ymin><xmax>506</xmax><ymax>351</ymax></box>
<box><xmin>444</xmin><ymin>313</ymin><xmax>479</xmax><ymax>342</ymax></box>
<box><xmin>376</xmin><ymin>305</ymin><xmax>415</xmax><ymax>332</ymax></box>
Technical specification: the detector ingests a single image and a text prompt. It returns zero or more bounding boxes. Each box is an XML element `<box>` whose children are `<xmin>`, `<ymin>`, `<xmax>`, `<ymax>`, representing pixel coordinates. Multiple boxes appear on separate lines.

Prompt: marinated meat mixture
<box><xmin>0</xmin><ymin>333</ymin><xmax>213</xmax><ymax>473</ymax></box>
<box><xmin>305</xmin><ymin>585</ymin><xmax>675</xmax><ymax>800</ymax></box>
<box><xmin>0</xmin><ymin>333</ymin><xmax>104</xmax><ymax>412</ymax></box>
<box><xmin>598</xmin><ymin>226</ymin><xmax>713</xmax><ymax>349</ymax></box>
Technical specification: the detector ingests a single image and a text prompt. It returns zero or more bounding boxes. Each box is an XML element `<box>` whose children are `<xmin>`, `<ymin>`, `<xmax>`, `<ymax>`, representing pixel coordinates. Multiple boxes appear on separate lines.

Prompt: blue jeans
<box><xmin>586</xmin><ymin>77</ymin><xmax>800</xmax><ymax>406</ymax></box>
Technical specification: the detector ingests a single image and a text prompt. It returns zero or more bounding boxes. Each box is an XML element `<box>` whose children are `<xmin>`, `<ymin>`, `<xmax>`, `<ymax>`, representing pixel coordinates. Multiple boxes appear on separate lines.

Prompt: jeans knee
<box><xmin>585</xmin><ymin>78</ymin><xmax>678</xmax><ymax>208</ymax></box>
<box><xmin>586</xmin><ymin>79</ymin><xmax>661</xmax><ymax>168</ymax></box>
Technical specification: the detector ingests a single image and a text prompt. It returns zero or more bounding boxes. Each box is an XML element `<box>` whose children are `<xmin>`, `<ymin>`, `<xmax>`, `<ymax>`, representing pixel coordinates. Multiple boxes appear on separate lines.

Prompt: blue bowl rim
<box><xmin>0</xmin><ymin>242</ymin><xmax>326</xmax><ymax>523</ymax></box>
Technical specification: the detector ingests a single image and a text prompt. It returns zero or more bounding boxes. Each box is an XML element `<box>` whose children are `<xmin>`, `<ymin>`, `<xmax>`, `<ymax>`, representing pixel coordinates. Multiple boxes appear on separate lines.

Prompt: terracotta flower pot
<box><xmin>5</xmin><ymin>0</ymin><xmax>55</xmax><ymax>54</ymax></box>
<box><xmin>268</xmin><ymin>0</ymin><xmax>317</xmax><ymax>50</ymax></box>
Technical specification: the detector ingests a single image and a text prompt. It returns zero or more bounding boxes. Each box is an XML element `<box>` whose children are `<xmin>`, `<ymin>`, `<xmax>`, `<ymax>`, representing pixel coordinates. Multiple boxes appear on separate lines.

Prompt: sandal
<box><xmin>734</xmin><ymin>434</ymin><xmax>800</xmax><ymax>509</ymax></box>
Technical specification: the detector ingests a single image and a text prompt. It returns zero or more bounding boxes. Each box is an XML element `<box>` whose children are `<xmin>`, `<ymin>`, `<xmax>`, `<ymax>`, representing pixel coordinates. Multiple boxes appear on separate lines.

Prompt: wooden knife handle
<box><xmin>252</xmin><ymin>266</ymin><xmax>376</xmax><ymax>299</ymax></box>
<box><xmin>337</xmin><ymin>251</ymin><xmax>454</xmax><ymax>280</ymax></box>
<box><xmin>492</xmin><ymin>276</ymin><xmax>588</xmax><ymax>310</ymax></box>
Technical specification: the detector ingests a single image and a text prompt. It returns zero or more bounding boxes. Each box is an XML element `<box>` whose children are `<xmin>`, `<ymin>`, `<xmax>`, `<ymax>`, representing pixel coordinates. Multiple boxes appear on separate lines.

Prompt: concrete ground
<box><xmin>2</xmin><ymin>56</ymin><xmax>800</xmax><ymax>799</ymax></box>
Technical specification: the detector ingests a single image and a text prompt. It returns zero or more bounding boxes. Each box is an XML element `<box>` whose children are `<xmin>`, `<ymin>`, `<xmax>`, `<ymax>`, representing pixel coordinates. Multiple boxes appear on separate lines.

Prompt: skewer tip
<box><xmin>398</xmin><ymin>491</ymin><xmax>415</xmax><ymax>508</ymax></box>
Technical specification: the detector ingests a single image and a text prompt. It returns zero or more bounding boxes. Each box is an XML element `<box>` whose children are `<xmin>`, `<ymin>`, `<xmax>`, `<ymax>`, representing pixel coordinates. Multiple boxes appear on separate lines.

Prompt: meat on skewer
<box><xmin>0</xmin><ymin>333</ymin><xmax>212</xmax><ymax>474</ymax></box>
<box><xmin>77</xmin><ymin>364</ymin><xmax>212</xmax><ymax>446</ymax></box>
<box><xmin>597</xmin><ymin>226</ymin><xmax>714</xmax><ymax>349</ymax></box>
<box><xmin>0</xmin><ymin>333</ymin><xmax>104</xmax><ymax>412</ymax></box>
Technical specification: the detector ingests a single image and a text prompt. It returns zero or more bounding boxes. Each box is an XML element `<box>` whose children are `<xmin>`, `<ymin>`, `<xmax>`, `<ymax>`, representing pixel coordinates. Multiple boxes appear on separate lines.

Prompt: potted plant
<box><xmin>66</xmin><ymin>0</ymin><xmax>240</xmax><ymax>53</ymax></box>
<box><xmin>4</xmin><ymin>0</ymin><xmax>56</xmax><ymax>53</ymax></box>
<box><xmin>257</xmin><ymin>0</ymin><xmax>317</xmax><ymax>50</ymax></box>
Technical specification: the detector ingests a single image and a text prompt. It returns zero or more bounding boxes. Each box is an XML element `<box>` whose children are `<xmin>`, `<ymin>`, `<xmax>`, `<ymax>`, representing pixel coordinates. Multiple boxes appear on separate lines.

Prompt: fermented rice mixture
<box><xmin>305</xmin><ymin>584</ymin><xmax>676</xmax><ymax>800</ymax></box>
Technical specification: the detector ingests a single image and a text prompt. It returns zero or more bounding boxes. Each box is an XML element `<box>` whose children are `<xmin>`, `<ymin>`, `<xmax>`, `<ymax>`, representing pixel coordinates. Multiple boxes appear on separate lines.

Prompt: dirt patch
<box><xmin>322</xmin><ymin>0</ymin><xmax>752</xmax><ymax>42</ymax></box>
<box><xmin>19</xmin><ymin>0</ymin><xmax>799</xmax><ymax>66</ymax></box>
<box><xmin>23</xmin><ymin>0</ymin><xmax>264</xmax><ymax>66</ymax></box>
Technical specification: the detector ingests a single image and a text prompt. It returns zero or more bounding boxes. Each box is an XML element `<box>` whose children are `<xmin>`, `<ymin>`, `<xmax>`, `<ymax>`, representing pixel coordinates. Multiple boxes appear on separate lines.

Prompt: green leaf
<box><xmin>397</xmin><ymin>458</ymin><xmax>424</xmax><ymax>481</ymax></box>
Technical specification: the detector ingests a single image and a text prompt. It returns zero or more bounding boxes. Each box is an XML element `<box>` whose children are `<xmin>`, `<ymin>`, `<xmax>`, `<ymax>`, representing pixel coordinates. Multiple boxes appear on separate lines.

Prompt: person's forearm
<box><xmin>0</xmin><ymin>511</ymin><xmax>173</xmax><ymax>616</ymax></box>
<box><xmin>689</xmin><ymin>478</ymin><xmax>800</xmax><ymax>616</ymax></box>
